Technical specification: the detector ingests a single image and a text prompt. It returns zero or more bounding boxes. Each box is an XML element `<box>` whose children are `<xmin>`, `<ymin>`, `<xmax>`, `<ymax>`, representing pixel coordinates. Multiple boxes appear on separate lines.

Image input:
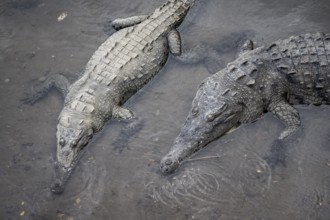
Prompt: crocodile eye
<box><xmin>71</xmin><ymin>140</ymin><xmax>77</xmax><ymax>148</ymax></box>
<box><xmin>192</xmin><ymin>107</ymin><xmax>199</xmax><ymax>116</ymax></box>
<box><xmin>206</xmin><ymin>114</ymin><xmax>215</xmax><ymax>122</ymax></box>
<box><xmin>59</xmin><ymin>138</ymin><xmax>65</xmax><ymax>147</ymax></box>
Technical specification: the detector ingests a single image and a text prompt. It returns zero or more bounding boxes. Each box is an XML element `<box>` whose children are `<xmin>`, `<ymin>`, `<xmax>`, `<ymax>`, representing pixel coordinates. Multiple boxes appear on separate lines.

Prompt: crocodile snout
<box><xmin>50</xmin><ymin>179</ymin><xmax>64</xmax><ymax>194</ymax></box>
<box><xmin>160</xmin><ymin>156</ymin><xmax>180</xmax><ymax>174</ymax></box>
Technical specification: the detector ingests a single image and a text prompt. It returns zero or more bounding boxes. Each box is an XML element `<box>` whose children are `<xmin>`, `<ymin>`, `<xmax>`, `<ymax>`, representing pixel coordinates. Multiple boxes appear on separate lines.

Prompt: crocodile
<box><xmin>160</xmin><ymin>32</ymin><xmax>330</xmax><ymax>174</ymax></box>
<box><xmin>24</xmin><ymin>0</ymin><xmax>201</xmax><ymax>194</ymax></box>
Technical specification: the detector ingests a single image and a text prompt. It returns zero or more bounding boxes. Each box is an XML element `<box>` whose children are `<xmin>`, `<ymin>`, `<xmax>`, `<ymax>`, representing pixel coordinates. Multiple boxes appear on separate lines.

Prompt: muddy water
<box><xmin>1</xmin><ymin>0</ymin><xmax>330</xmax><ymax>219</ymax></box>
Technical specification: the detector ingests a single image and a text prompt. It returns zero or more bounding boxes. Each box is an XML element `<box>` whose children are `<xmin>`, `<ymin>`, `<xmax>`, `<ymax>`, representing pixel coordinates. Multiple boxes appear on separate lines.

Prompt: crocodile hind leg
<box><xmin>240</xmin><ymin>39</ymin><xmax>254</xmax><ymax>52</ymax></box>
<box><xmin>111</xmin><ymin>15</ymin><xmax>148</xmax><ymax>30</ymax></box>
<box><xmin>22</xmin><ymin>73</ymin><xmax>70</xmax><ymax>105</ymax></box>
<box><xmin>238</xmin><ymin>39</ymin><xmax>255</xmax><ymax>56</ymax></box>
<box><xmin>174</xmin><ymin>43</ymin><xmax>224</xmax><ymax>74</ymax></box>
<box><xmin>264</xmin><ymin>99</ymin><xmax>301</xmax><ymax>168</ymax></box>
<box><xmin>166</xmin><ymin>28</ymin><xmax>222</xmax><ymax>73</ymax></box>
<box><xmin>173</xmin><ymin>32</ymin><xmax>256</xmax><ymax>74</ymax></box>
<box><xmin>112</xmin><ymin>105</ymin><xmax>135</xmax><ymax>120</ymax></box>
<box><xmin>168</xmin><ymin>29</ymin><xmax>182</xmax><ymax>56</ymax></box>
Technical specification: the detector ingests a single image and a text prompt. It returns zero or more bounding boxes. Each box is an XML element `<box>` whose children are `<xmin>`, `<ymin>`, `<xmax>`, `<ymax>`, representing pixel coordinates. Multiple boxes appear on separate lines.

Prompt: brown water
<box><xmin>1</xmin><ymin>0</ymin><xmax>330</xmax><ymax>219</ymax></box>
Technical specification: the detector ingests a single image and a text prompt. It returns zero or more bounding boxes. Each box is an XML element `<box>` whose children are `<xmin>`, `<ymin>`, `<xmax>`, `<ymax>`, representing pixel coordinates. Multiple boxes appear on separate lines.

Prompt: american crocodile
<box><xmin>160</xmin><ymin>32</ymin><xmax>330</xmax><ymax>174</ymax></box>
<box><xmin>23</xmin><ymin>0</ymin><xmax>202</xmax><ymax>194</ymax></box>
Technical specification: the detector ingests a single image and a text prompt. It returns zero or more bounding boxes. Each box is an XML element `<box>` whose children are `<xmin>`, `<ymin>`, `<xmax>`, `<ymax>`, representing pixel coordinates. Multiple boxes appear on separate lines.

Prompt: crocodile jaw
<box><xmin>50</xmin><ymin>163</ymin><xmax>75</xmax><ymax>194</ymax></box>
<box><xmin>160</xmin><ymin>122</ymin><xmax>236</xmax><ymax>174</ymax></box>
<box><xmin>51</xmin><ymin>143</ymin><xmax>83</xmax><ymax>194</ymax></box>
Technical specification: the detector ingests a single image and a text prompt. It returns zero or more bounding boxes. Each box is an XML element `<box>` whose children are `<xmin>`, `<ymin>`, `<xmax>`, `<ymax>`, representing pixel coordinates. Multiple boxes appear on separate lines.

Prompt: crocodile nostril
<box><xmin>50</xmin><ymin>179</ymin><xmax>64</xmax><ymax>194</ymax></box>
<box><xmin>165</xmin><ymin>159</ymin><xmax>172</xmax><ymax>166</ymax></box>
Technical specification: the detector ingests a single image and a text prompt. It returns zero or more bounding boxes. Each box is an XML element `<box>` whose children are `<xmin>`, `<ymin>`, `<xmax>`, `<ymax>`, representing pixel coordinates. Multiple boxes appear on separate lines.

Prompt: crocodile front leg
<box><xmin>265</xmin><ymin>139</ymin><xmax>288</xmax><ymax>168</ymax></box>
<box><xmin>111</xmin><ymin>103</ymin><xmax>144</xmax><ymax>153</ymax></box>
<box><xmin>112</xmin><ymin>117</ymin><xmax>144</xmax><ymax>153</ymax></box>
<box><xmin>22</xmin><ymin>73</ymin><xmax>70</xmax><ymax>105</ymax></box>
<box><xmin>265</xmin><ymin>98</ymin><xmax>301</xmax><ymax>168</ymax></box>
<box><xmin>112</xmin><ymin>105</ymin><xmax>135</xmax><ymax>120</ymax></box>
<box><xmin>268</xmin><ymin>99</ymin><xmax>301</xmax><ymax>140</ymax></box>
<box><xmin>111</xmin><ymin>15</ymin><xmax>148</xmax><ymax>30</ymax></box>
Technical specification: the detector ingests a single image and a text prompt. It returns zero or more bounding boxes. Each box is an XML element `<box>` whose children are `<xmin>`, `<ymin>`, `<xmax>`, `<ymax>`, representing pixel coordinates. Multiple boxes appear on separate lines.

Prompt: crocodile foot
<box><xmin>112</xmin><ymin>117</ymin><xmax>144</xmax><ymax>153</ymax></box>
<box><xmin>264</xmin><ymin>139</ymin><xmax>287</xmax><ymax>169</ymax></box>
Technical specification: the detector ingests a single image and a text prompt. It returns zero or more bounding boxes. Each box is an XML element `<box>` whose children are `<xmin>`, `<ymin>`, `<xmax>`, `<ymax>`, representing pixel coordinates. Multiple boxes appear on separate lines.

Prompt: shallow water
<box><xmin>1</xmin><ymin>0</ymin><xmax>330</xmax><ymax>219</ymax></box>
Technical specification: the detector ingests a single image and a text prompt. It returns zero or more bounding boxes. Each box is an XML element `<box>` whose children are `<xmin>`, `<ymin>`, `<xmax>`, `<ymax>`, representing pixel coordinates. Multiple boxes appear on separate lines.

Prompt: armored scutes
<box><xmin>160</xmin><ymin>32</ymin><xmax>330</xmax><ymax>174</ymax></box>
<box><xmin>25</xmin><ymin>0</ymin><xmax>197</xmax><ymax>194</ymax></box>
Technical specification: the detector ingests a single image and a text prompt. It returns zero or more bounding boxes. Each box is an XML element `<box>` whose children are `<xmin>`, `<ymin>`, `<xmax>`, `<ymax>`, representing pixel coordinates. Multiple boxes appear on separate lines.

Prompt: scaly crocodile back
<box><xmin>84</xmin><ymin>0</ymin><xmax>190</xmax><ymax>86</ymax></box>
<box><xmin>61</xmin><ymin>0</ymin><xmax>192</xmax><ymax>127</ymax></box>
<box><xmin>265</xmin><ymin>33</ymin><xmax>329</xmax><ymax>86</ymax></box>
<box><xmin>265</xmin><ymin>32</ymin><xmax>330</xmax><ymax>104</ymax></box>
<box><xmin>220</xmin><ymin>33</ymin><xmax>330</xmax><ymax>107</ymax></box>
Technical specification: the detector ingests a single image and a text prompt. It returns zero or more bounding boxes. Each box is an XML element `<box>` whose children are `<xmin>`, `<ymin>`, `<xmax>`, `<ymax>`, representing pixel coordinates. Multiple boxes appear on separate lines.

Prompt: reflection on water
<box><xmin>144</xmin><ymin>153</ymin><xmax>271</xmax><ymax>208</ymax></box>
<box><xmin>1</xmin><ymin>0</ymin><xmax>330</xmax><ymax>219</ymax></box>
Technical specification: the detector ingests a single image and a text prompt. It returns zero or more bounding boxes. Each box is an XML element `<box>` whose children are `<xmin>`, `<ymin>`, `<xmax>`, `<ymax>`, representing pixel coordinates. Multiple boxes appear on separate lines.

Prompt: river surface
<box><xmin>1</xmin><ymin>0</ymin><xmax>330</xmax><ymax>219</ymax></box>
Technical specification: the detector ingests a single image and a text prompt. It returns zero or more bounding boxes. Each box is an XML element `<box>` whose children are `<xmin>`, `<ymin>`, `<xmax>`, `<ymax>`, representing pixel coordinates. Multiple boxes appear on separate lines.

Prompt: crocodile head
<box><xmin>155</xmin><ymin>0</ymin><xmax>192</xmax><ymax>27</ymax></box>
<box><xmin>50</xmin><ymin>115</ymin><xmax>94</xmax><ymax>194</ymax></box>
<box><xmin>160</xmin><ymin>74</ymin><xmax>246</xmax><ymax>174</ymax></box>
